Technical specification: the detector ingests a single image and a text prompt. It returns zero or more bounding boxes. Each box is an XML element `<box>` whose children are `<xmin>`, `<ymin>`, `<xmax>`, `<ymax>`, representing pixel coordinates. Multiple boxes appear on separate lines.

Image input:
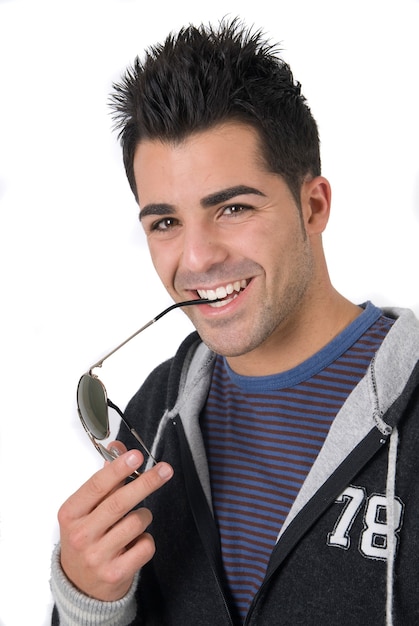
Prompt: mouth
<box><xmin>196</xmin><ymin>279</ymin><xmax>249</xmax><ymax>308</ymax></box>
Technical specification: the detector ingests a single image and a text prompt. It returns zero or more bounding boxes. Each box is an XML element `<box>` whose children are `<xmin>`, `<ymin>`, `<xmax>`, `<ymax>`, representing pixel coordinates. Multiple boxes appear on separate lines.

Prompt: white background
<box><xmin>0</xmin><ymin>1</ymin><xmax>418</xmax><ymax>624</ymax></box>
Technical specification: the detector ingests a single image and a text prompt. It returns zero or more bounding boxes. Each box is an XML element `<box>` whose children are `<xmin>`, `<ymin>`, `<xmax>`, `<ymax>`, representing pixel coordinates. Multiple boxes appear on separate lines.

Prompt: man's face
<box><xmin>134</xmin><ymin>122</ymin><xmax>325</xmax><ymax>372</ymax></box>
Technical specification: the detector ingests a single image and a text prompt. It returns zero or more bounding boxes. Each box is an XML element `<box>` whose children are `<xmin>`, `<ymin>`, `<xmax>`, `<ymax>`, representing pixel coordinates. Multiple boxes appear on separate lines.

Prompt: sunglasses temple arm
<box><xmin>107</xmin><ymin>399</ymin><xmax>157</xmax><ymax>465</ymax></box>
<box><xmin>90</xmin><ymin>319</ymin><xmax>156</xmax><ymax>371</ymax></box>
<box><xmin>89</xmin><ymin>298</ymin><xmax>213</xmax><ymax>373</ymax></box>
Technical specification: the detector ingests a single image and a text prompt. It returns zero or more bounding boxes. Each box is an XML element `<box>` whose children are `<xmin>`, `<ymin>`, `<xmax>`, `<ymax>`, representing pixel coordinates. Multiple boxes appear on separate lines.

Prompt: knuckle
<box><xmin>127</xmin><ymin>508</ymin><xmax>153</xmax><ymax>536</ymax></box>
<box><xmin>101</xmin><ymin>563</ymin><xmax>127</xmax><ymax>587</ymax></box>
<box><xmin>138</xmin><ymin>507</ymin><xmax>153</xmax><ymax>527</ymax></box>
<box><xmin>112</xmin><ymin>509</ymin><xmax>152</xmax><ymax>547</ymax></box>
<box><xmin>84</xmin><ymin>547</ymin><xmax>103</xmax><ymax>572</ymax></box>
<box><xmin>101</xmin><ymin>569</ymin><xmax>120</xmax><ymax>587</ymax></box>
<box><xmin>57</xmin><ymin>494</ymin><xmax>83</xmax><ymax>528</ymax></box>
<box><xmin>140</xmin><ymin>466</ymin><xmax>163</xmax><ymax>492</ymax></box>
<box><xmin>135</xmin><ymin>532</ymin><xmax>156</xmax><ymax>564</ymax></box>
<box><xmin>57</xmin><ymin>502</ymin><xmax>71</xmax><ymax>528</ymax></box>
<box><xmin>106</xmin><ymin>491</ymin><xmax>128</xmax><ymax>518</ymax></box>
<box><xmin>140</xmin><ymin>533</ymin><xmax>156</xmax><ymax>559</ymax></box>
<box><xmin>66</xmin><ymin>523</ymin><xmax>91</xmax><ymax>552</ymax></box>
<box><xmin>88</xmin><ymin>472</ymin><xmax>107</xmax><ymax>498</ymax></box>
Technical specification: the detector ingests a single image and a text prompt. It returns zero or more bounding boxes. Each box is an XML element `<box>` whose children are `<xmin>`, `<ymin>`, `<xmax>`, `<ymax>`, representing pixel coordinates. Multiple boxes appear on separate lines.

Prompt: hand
<box><xmin>58</xmin><ymin>442</ymin><xmax>173</xmax><ymax>601</ymax></box>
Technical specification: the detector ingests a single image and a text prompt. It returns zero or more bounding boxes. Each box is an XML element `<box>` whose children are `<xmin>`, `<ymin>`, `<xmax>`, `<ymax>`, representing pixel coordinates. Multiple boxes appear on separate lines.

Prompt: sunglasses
<box><xmin>77</xmin><ymin>298</ymin><xmax>214</xmax><ymax>472</ymax></box>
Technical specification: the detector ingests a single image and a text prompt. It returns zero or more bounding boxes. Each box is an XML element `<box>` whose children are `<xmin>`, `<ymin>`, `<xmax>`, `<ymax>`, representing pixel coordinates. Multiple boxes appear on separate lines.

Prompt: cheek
<box><xmin>147</xmin><ymin>242</ymin><xmax>177</xmax><ymax>287</ymax></box>
<box><xmin>265</xmin><ymin>227</ymin><xmax>309</xmax><ymax>275</ymax></box>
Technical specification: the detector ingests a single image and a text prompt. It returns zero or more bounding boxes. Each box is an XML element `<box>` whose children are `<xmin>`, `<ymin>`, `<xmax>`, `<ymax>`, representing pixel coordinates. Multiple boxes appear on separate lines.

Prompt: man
<box><xmin>51</xmin><ymin>18</ymin><xmax>419</xmax><ymax>625</ymax></box>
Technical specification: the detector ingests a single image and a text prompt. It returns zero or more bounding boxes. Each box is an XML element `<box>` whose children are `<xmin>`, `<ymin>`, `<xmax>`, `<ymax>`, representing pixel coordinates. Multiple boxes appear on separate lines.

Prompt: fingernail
<box><xmin>126</xmin><ymin>452</ymin><xmax>141</xmax><ymax>468</ymax></box>
<box><xmin>157</xmin><ymin>463</ymin><xmax>173</xmax><ymax>480</ymax></box>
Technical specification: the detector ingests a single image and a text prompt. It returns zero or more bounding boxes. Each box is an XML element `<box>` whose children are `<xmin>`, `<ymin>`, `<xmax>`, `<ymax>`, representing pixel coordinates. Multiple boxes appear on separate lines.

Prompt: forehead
<box><xmin>133</xmin><ymin>122</ymin><xmax>269</xmax><ymax>202</ymax></box>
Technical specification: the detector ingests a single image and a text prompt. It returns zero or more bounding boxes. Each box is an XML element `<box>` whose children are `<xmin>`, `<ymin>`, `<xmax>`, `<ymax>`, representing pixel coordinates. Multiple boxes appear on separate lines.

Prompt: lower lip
<box><xmin>206</xmin><ymin>292</ymin><xmax>241</xmax><ymax>308</ymax></box>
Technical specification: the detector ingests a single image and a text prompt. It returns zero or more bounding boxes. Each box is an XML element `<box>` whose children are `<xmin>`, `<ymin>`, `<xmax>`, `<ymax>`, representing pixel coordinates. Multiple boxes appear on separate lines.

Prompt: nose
<box><xmin>179</xmin><ymin>221</ymin><xmax>227</xmax><ymax>274</ymax></box>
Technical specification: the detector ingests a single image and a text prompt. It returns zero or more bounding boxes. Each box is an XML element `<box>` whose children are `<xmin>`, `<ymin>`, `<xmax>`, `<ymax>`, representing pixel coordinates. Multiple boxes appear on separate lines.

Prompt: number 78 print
<box><xmin>327</xmin><ymin>485</ymin><xmax>404</xmax><ymax>560</ymax></box>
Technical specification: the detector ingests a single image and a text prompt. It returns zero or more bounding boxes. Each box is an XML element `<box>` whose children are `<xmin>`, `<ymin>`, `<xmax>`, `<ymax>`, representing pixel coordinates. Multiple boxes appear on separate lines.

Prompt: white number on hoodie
<box><xmin>327</xmin><ymin>485</ymin><xmax>404</xmax><ymax>560</ymax></box>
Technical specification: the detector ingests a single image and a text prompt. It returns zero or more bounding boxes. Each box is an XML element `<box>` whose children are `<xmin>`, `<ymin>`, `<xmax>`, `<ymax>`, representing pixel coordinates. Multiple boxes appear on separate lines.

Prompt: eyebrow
<box><xmin>201</xmin><ymin>185</ymin><xmax>266</xmax><ymax>207</ymax></box>
<box><xmin>139</xmin><ymin>185</ymin><xmax>265</xmax><ymax>221</ymax></box>
<box><xmin>139</xmin><ymin>203</ymin><xmax>174</xmax><ymax>221</ymax></box>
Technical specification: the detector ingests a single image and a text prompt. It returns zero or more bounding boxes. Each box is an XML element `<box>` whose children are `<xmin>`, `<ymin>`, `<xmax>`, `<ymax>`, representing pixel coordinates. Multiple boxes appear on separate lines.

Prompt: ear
<box><xmin>301</xmin><ymin>176</ymin><xmax>331</xmax><ymax>235</ymax></box>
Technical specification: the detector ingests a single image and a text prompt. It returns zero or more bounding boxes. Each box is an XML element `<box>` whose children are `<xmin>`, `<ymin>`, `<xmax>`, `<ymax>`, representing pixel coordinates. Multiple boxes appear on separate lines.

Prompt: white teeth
<box><xmin>197</xmin><ymin>280</ymin><xmax>248</xmax><ymax>301</ymax></box>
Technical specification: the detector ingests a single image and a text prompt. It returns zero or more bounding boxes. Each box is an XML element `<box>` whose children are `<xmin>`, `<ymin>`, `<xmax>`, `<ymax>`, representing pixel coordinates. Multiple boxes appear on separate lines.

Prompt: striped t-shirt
<box><xmin>200</xmin><ymin>302</ymin><xmax>394</xmax><ymax>623</ymax></box>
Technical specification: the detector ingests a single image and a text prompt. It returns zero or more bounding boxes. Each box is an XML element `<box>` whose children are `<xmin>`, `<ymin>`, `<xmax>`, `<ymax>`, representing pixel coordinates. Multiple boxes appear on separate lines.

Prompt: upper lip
<box><xmin>197</xmin><ymin>279</ymin><xmax>249</xmax><ymax>301</ymax></box>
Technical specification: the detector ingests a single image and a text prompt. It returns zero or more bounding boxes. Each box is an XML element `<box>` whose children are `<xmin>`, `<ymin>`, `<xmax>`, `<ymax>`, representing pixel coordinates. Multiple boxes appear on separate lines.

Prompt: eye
<box><xmin>149</xmin><ymin>217</ymin><xmax>179</xmax><ymax>232</ymax></box>
<box><xmin>222</xmin><ymin>204</ymin><xmax>252</xmax><ymax>216</ymax></box>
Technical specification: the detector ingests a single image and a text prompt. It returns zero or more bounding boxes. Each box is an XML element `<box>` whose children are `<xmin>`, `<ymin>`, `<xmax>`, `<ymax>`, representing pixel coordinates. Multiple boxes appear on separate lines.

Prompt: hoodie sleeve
<box><xmin>50</xmin><ymin>543</ymin><xmax>139</xmax><ymax>625</ymax></box>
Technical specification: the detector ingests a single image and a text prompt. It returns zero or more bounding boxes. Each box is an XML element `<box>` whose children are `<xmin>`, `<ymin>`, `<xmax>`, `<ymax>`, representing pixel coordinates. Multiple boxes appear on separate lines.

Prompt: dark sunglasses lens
<box><xmin>77</xmin><ymin>375</ymin><xmax>109</xmax><ymax>440</ymax></box>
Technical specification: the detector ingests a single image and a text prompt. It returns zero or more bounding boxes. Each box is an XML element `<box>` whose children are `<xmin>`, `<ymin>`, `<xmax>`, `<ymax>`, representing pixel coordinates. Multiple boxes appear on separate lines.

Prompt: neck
<box><xmin>226</xmin><ymin>289</ymin><xmax>362</xmax><ymax>377</ymax></box>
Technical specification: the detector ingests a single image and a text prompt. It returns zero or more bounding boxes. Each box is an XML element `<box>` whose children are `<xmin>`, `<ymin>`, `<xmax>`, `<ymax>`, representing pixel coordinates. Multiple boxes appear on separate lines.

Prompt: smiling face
<box><xmin>134</xmin><ymin>122</ymin><xmax>332</xmax><ymax>374</ymax></box>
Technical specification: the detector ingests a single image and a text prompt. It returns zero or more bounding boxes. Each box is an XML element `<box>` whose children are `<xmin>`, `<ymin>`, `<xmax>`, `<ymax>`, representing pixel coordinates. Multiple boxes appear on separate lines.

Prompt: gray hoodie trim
<box><xmin>165</xmin><ymin>341</ymin><xmax>217</xmax><ymax>512</ymax></box>
<box><xmin>279</xmin><ymin>307</ymin><xmax>419</xmax><ymax>537</ymax></box>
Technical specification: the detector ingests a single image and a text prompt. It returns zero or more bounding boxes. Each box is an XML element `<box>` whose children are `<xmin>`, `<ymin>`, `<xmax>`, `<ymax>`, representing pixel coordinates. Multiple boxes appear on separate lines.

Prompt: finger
<box><xmin>103</xmin><ymin>440</ymin><xmax>129</xmax><ymax>467</ymax></box>
<box><xmin>59</xmin><ymin>449</ymin><xmax>145</xmax><ymax>521</ymax></box>
<box><xmin>100</xmin><ymin>507</ymin><xmax>153</xmax><ymax>557</ymax></box>
<box><xmin>107</xmin><ymin>440</ymin><xmax>128</xmax><ymax>457</ymax></box>
<box><xmin>61</xmin><ymin>461</ymin><xmax>173</xmax><ymax>561</ymax></box>
<box><xmin>78</xmin><ymin>529</ymin><xmax>157</xmax><ymax>601</ymax></box>
<box><xmin>113</xmin><ymin>531</ymin><xmax>157</xmax><ymax>583</ymax></box>
<box><xmin>91</xmin><ymin>461</ymin><xmax>173</xmax><ymax>532</ymax></box>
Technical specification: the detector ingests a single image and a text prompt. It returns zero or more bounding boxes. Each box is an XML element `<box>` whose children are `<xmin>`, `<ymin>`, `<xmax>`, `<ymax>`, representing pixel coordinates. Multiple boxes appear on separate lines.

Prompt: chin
<box><xmin>200</xmin><ymin>334</ymin><xmax>256</xmax><ymax>358</ymax></box>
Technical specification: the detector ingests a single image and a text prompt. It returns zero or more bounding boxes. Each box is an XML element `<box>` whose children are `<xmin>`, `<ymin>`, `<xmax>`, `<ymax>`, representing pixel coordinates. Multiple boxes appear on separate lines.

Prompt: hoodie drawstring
<box><xmin>385</xmin><ymin>427</ymin><xmax>399</xmax><ymax>626</ymax></box>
